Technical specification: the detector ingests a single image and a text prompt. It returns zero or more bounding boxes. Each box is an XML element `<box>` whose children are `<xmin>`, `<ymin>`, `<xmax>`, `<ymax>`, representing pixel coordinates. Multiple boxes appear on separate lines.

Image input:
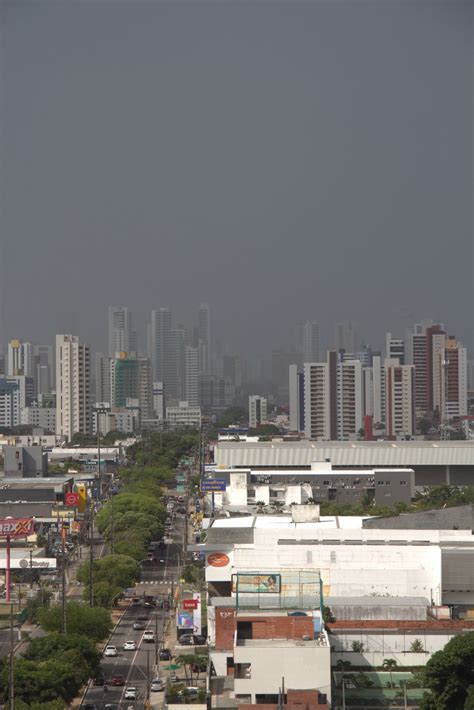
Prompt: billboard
<box><xmin>201</xmin><ymin>479</ymin><xmax>227</xmax><ymax>492</ymax></box>
<box><xmin>207</xmin><ymin>552</ymin><xmax>230</xmax><ymax>568</ymax></box>
<box><xmin>183</xmin><ymin>599</ymin><xmax>198</xmax><ymax>610</ymax></box>
<box><xmin>0</xmin><ymin>518</ymin><xmax>34</xmax><ymax>539</ymax></box>
<box><xmin>232</xmin><ymin>573</ymin><xmax>281</xmax><ymax>594</ymax></box>
<box><xmin>177</xmin><ymin>611</ymin><xmax>193</xmax><ymax>629</ymax></box>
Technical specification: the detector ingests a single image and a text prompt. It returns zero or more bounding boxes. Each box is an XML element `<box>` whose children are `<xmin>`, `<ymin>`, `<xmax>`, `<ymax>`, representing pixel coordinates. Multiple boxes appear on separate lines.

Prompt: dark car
<box><xmin>137</xmin><ymin>614</ymin><xmax>149</xmax><ymax>620</ymax></box>
<box><xmin>92</xmin><ymin>673</ymin><xmax>106</xmax><ymax>686</ymax></box>
<box><xmin>159</xmin><ymin>648</ymin><xmax>172</xmax><ymax>660</ymax></box>
<box><xmin>111</xmin><ymin>674</ymin><xmax>125</xmax><ymax>686</ymax></box>
<box><xmin>83</xmin><ymin>704</ymin><xmax>96</xmax><ymax>710</ymax></box>
<box><xmin>179</xmin><ymin>634</ymin><xmax>206</xmax><ymax>646</ymax></box>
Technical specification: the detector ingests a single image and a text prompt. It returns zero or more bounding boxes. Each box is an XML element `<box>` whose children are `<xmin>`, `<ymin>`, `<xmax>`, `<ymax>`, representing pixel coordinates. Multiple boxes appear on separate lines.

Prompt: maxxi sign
<box><xmin>0</xmin><ymin>518</ymin><xmax>34</xmax><ymax>538</ymax></box>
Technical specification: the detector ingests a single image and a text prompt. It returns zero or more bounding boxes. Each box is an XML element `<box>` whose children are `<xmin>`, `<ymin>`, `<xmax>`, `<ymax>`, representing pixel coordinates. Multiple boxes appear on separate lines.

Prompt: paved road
<box><xmin>80</xmin><ymin>515</ymin><xmax>185</xmax><ymax>710</ymax></box>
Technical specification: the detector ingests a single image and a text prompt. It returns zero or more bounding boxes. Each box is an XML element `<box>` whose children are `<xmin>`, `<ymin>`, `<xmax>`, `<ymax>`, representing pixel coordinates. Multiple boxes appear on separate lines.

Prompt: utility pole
<box><xmin>9</xmin><ymin>602</ymin><xmax>14</xmax><ymax>710</ymax></box>
<box><xmin>110</xmin><ymin>490</ymin><xmax>115</xmax><ymax>555</ymax></box>
<box><xmin>89</xmin><ymin>496</ymin><xmax>94</xmax><ymax>606</ymax></box>
<box><xmin>342</xmin><ymin>679</ymin><xmax>346</xmax><ymax>710</ymax></box>
<box><xmin>61</xmin><ymin>524</ymin><xmax>67</xmax><ymax>634</ymax></box>
<box><xmin>155</xmin><ymin>612</ymin><xmax>159</xmax><ymax>667</ymax></box>
<box><xmin>403</xmin><ymin>680</ymin><xmax>407</xmax><ymax>709</ymax></box>
<box><xmin>146</xmin><ymin>648</ymin><xmax>151</xmax><ymax>700</ymax></box>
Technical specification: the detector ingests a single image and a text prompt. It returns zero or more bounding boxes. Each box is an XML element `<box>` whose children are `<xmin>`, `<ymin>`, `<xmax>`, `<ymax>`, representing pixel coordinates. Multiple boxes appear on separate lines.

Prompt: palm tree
<box><xmin>382</xmin><ymin>658</ymin><xmax>398</xmax><ymax>688</ymax></box>
<box><xmin>336</xmin><ymin>659</ymin><xmax>352</xmax><ymax>689</ymax></box>
<box><xmin>271</xmin><ymin>500</ymin><xmax>285</xmax><ymax>514</ymax></box>
<box><xmin>253</xmin><ymin>500</ymin><xmax>267</xmax><ymax>514</ymax></box>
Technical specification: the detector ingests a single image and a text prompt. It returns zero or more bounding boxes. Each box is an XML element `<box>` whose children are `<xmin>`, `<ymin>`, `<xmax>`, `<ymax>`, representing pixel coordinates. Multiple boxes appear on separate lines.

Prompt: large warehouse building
<box><xmin>213</xmin><ymin>440</ymin><xmax>474</xmax><ymax>487</ymax></box>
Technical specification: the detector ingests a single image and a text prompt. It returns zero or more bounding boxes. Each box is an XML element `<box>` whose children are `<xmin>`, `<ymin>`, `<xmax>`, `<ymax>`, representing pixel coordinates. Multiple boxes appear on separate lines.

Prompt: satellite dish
<box><xmin>19</xmin><ymin>559</ymin><xmax>28</xmax><ymax>569</ymax></box>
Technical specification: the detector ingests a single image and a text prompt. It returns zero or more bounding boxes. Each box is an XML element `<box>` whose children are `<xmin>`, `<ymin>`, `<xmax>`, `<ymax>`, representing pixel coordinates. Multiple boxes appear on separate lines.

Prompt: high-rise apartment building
<box><xmin>304</xmin><ymin>352</ymin><xmax>363</xmax><ymax>441</ymax></box>
<box><xmin>0</xmin><ymin>378</ymin><xmax>21</xmax><ymax>427</ymax></box>
<box><xmin>249</xmin><ymin>395</ymin><xmax>268</xmax><ymax>429</ymax></box>
<box><xmin>184</xmin><ymin>346</ymin><xmax>199</xmax><ymax>407</ymax></box>
<box><xmin>95</xmin><ymin>353</ymin><xmax>111</xmax><ymax>404</ymax></box>
<box><xmin>7</xmin><ymin>340</ymin><xmax>33</xmax><ymax>377</ymax></box>
<box><xmin>153</xmin><ymin>382</ymin><xmax>165</xmax><ymax>419</ymax></box>
<box><xmin>108</xmin><ymin>306</ymin><xmax>134</xmax><ymax>357</ymax></box>
<box><xmin>385</xmin><ymin>333</ymin><xmax>405</xmax><ymax>364</ymax></box>
<box><xmin>34</xmin><ymin>344</ymin><xmax>54</xmax><ymax>394</ymax></box>
<box><xmin>198</xmin><ymin>303</ymin><xmax>211</xmax><ymax>376</ymax></box>
<box><xmin>304</xmin><ymin>352</ymin><xmax>337</xmax><ymax>441</ymax></box>
<box><xmin>289</xmin><ymin>364</ymin><xmax>305</xmax><ymax>432</ymax></box>
<box><xmin>109</xmin><ymin>353</ymin><xmax>153</xmax><ymax>419</ymax></box>
<box><xmin>150</xmin><ymin>308</ymin><xmax>180</xmax><ymax>400</ymax></box>
<box><xmin>55</xmin><ymin>334</ymin><xmax>91</xmax><ymax>439</ymax></box>
<box><xmin>385</xmin><ymin>362</ymin><xmax>416</xmax><ymax>437</ymax></box>
<box><xmin>337</xmin><ymin>360</ymin><xmax>364</xmax><ymax>440</ymax></box>
<box><xmin>409</xmin><ymin>322</ymin><xmax>445</xmax><ymax>415</ymax></box>
<box><xmin>439</xmin><ymin>337</ymin><xmax>468</xmax><ymax>421</ymax></box>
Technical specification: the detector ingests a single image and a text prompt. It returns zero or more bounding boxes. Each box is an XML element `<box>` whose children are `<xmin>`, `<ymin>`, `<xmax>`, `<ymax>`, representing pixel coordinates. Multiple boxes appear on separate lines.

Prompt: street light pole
<box><xmin>9</xmin><ymin>602</ymin><xmax>14</xmax><ymax>710</ymax></box>
<box><xmin>89</xmin><ymin>496</ymin><xmax>94</xmax><ymax>606</ymax></box>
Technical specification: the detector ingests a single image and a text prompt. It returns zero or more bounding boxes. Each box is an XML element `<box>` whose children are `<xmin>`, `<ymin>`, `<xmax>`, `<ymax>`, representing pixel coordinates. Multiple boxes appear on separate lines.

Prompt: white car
<box><xmin>124</xmin><ymin>687</ymin><xmax>138</xmax><ymax>700</ymax></box>
<box><xmin>150</xmin><ymin>678</ymin><xmax>164</xmax><ymax>692</ymax></box>
<box><xmin>142</xmin><ymin>630</ymin><xmax>155</xmax><ymax>643</ymax></box>
<box><xmin>103</xmin><ymin>645</ymin><xmax>118</xmax><ymax>657</ymax></box>
<box><xmin>123</xmin><ymin>640</ymin><xmax>136</xmax><ymax>651</ymax></box>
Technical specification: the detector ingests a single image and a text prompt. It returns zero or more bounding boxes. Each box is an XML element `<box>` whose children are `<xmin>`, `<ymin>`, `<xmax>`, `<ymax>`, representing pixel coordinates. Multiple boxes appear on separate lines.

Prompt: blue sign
<box><xmin>201</xmin><ymin>479</ymin><xmax>227</xmax><ymax>492</ymax></box>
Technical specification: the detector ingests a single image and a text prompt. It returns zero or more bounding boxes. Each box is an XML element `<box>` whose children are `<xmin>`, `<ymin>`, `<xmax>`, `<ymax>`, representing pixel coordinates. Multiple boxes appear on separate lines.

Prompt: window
<box><xmin>400</xmin><ymin>481</ymin><xmax>407</xmax><ymax>485</ymax></box>
<box><xmin>385</xmin><ymin>481</ymin><xmax>391</xmax><ymax>486</ymax></box>
<box><xmin>377</xmin><ymin>481</ymin><xmax>384</xmax><ymax>486</ymax></box>
<box><xmin>323</xmin><ymin>480</ymin><xmax>330</xmax><ymax>486</ymax></box>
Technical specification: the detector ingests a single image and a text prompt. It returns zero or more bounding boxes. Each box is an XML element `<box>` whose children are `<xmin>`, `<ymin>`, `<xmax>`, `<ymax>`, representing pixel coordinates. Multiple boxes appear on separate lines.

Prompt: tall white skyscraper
<box><xmin>184</xmin><ymin>345</ymin><xmax>200</xmax><ymax>406</ymax></box>
<box><xmin>198</xmin><ymin>303</ymin><xmax>211</xmax><ymax>376</ymax></box>
<box><xmin>7</xmin><ymin>340</ymin><xmax>33</xmax><ymax>377</ymax></box>
<box><xmin>336</xmin><ymin>360</ymin><xmax>364</xmax><ymax>440</ymax></box>
<box><xmin>150</xmin><ymin>308</ymin><xmax>180</xmax><ymax>400</ymax></box>
<box><xmin>108</xmin><ymin>306</ymin><xmax>133</xmax><ymax>357</ymax></box>
<box><xmin>56</xmin><ymin>334</ymin><xmax>91</xmax><ymax>439</ymax></box>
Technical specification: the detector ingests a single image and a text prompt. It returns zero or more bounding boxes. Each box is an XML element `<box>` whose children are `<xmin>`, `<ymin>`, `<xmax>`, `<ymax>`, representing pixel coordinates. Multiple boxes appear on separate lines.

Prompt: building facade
<box><xmin>249</xmin><ymin>396</ymin><xmax>268</xmax><ymax>429</ymax></box>
<box><xmin>55</xmin><ymin>334</ymin><xmax>91</xmax><ymax>439</ymax></box>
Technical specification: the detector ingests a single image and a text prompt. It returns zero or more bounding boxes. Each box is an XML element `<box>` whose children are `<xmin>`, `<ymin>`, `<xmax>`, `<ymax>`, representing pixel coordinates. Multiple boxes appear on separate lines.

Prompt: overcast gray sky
<box><xmin>1</xmin><ymin>0</ymin><xmax>472</xmax><ymax>356</ymax></box>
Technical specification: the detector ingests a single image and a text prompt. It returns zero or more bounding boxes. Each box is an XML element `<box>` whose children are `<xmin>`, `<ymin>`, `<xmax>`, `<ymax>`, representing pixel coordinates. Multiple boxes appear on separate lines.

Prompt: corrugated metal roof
<box><xmin>215</xmin><ymin>441</ymin><xmax>474</xmax><ymax>468</ymax></box>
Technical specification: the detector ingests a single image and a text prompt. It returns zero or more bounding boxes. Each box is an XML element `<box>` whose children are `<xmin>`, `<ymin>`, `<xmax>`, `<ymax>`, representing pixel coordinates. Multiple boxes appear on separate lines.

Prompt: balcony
<box><xmin>235</xmin><ymin>636</ymin><xmax>328</xmax><ymax>648</ymax></box>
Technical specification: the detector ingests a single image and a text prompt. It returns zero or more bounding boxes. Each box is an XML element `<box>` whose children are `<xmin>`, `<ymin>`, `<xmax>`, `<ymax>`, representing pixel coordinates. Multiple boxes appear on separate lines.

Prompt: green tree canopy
<box><xmin>38</xmin><ymin>602</ymin><xmax>111</xmax><ymax>641</ymax></box>
<box><xmin>420</xmin><ymin>632</ymin><xmax>474</xmax><ymax>709</ymax></box>
<box><xmin>24</xmin><ymin>633</ymin><xmax>101</xmax><ymax>676</ymax></box>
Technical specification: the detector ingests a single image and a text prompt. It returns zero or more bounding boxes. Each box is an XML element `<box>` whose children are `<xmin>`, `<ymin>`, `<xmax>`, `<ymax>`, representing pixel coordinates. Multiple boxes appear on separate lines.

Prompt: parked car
<box><xmin>144</xmin><ymin>601</ymin><xmax>156</xmax><ymax>609</ymax></box>
<box><xmin>159</xmin><ymin>648</ymin><xmax>172</xmax><ymax>661</ymax></box>
<box><xmin>103</xmin><ymin>645</ymin><xmax>117</xmax><ymax>657</ymax></box>
<box><xmin>124</xmin><ymin>687</ymin><xmax>138</xmax><ymax>700</ymax></box>
<box><xmin>131</xmin><ymin>597</ymin><xmax>142</xmax><ymax>606</ymax></box>
<box><xmin>111</xmin><ymin>674</ymin><xmax>125</xmax><ymax>686</ymax></box>
<box><xmin>123</xmin><ymin>640</ymin><xmax>136</xmax><ymax>651</ymax></box>
<box><xmin>150</xmin><ymin>678</ymin><xmax>164</xmax><ymax>692</ymax></box>
<box><xmin>179</xmin><ymin>633</ymin><xmax>205</xmax><ymax>646</ymax></box>
<box><xmin>177</xmin><ymin>687</ymin><xmax>199</xmax><ymax>698</ymax></box>
<box><xmin>133</xmin><ymin>621</ymin><xmax>146</xmax><ymax>630</ymax></box>
<box><xmin>288</xmin><ymin>611</ymin><xmax>307</xmax><ymax>616</ymax></box>
<box><xmin>142</xmin><ymin>630</ymin><xmax>155</xmax><ymax>643</ymax></box>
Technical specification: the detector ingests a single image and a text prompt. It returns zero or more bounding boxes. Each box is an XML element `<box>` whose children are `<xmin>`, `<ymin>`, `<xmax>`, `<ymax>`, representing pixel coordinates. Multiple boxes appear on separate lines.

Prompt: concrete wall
<box><xmin>233</xmin><ymin>644</ymin><xmax>331</xmax><ymax>703</ymax></box>
<box><xmin>234</xmin><ymin>538</ymin><xmax>443</xmax><ymax>603</ymax></box>
<box><xmin>330</xmin><ymin>629</ymin><xmax>462</xmax><ymax>656</ymax></box>
<box><xmin>331</xmin><ymin>651</ymin><xmax>429</xmax><ymax>667</ymax></box>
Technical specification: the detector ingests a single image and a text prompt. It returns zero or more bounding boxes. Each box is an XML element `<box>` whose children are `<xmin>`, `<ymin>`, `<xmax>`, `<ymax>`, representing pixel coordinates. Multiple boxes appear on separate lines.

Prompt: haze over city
<box><xmin>1</xmin><ymin>1</ymin><xmax>472</xmax><ymax>356</ymax></box>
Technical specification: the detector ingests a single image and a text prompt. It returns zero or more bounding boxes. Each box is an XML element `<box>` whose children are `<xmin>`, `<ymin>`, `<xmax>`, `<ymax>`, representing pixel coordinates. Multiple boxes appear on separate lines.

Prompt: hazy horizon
<box><xmin>1</xmin><ymin>0</ymin><xmax>472</xmax><ymax>358</ymax></box>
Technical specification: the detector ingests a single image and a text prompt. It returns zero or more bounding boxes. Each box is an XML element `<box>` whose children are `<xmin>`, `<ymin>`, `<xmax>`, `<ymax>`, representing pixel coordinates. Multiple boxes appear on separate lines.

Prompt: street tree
<box><xmin>419</xmin><ymin>632</ymin><xmax>474</xmax><ymax>709</ymax></box>
<box><xmin>38</xmin><ymin>602</ymin><xmax>111</xmax><ymax>641</ymax></box>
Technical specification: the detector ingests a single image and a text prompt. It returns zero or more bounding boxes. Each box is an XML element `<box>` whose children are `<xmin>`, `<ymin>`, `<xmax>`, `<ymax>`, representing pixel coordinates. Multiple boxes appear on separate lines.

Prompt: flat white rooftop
<box><xmin>211</xmin><ymin>515</ymin><xmax>368</xmax><ymax>530</ymax></box>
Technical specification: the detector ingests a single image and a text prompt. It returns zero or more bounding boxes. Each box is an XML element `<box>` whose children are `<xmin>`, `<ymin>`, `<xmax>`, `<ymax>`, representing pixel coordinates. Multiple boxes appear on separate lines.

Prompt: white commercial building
<box><xmin>248</xmin><ymin>395</ymin><xmax>267</xmax><ymax>429</ymax></box>
<box><xmin>55</xmin><ymin>334</ymin><xmax>91</xmax><ymax>440</ymax></box>
<box><xmin>166</xmin><ymin>401</ymin><xmax>201</xmax><ymax>429</ymax></box>
<box><xmin>153</xmin><ymin>381</ymin><xmax>165</xmax><ymax>419</ymax></box>
<box><xmin>198</xmin><ymin>511</ymin><xmax>474</xmax><ymax>606</ymax></box>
